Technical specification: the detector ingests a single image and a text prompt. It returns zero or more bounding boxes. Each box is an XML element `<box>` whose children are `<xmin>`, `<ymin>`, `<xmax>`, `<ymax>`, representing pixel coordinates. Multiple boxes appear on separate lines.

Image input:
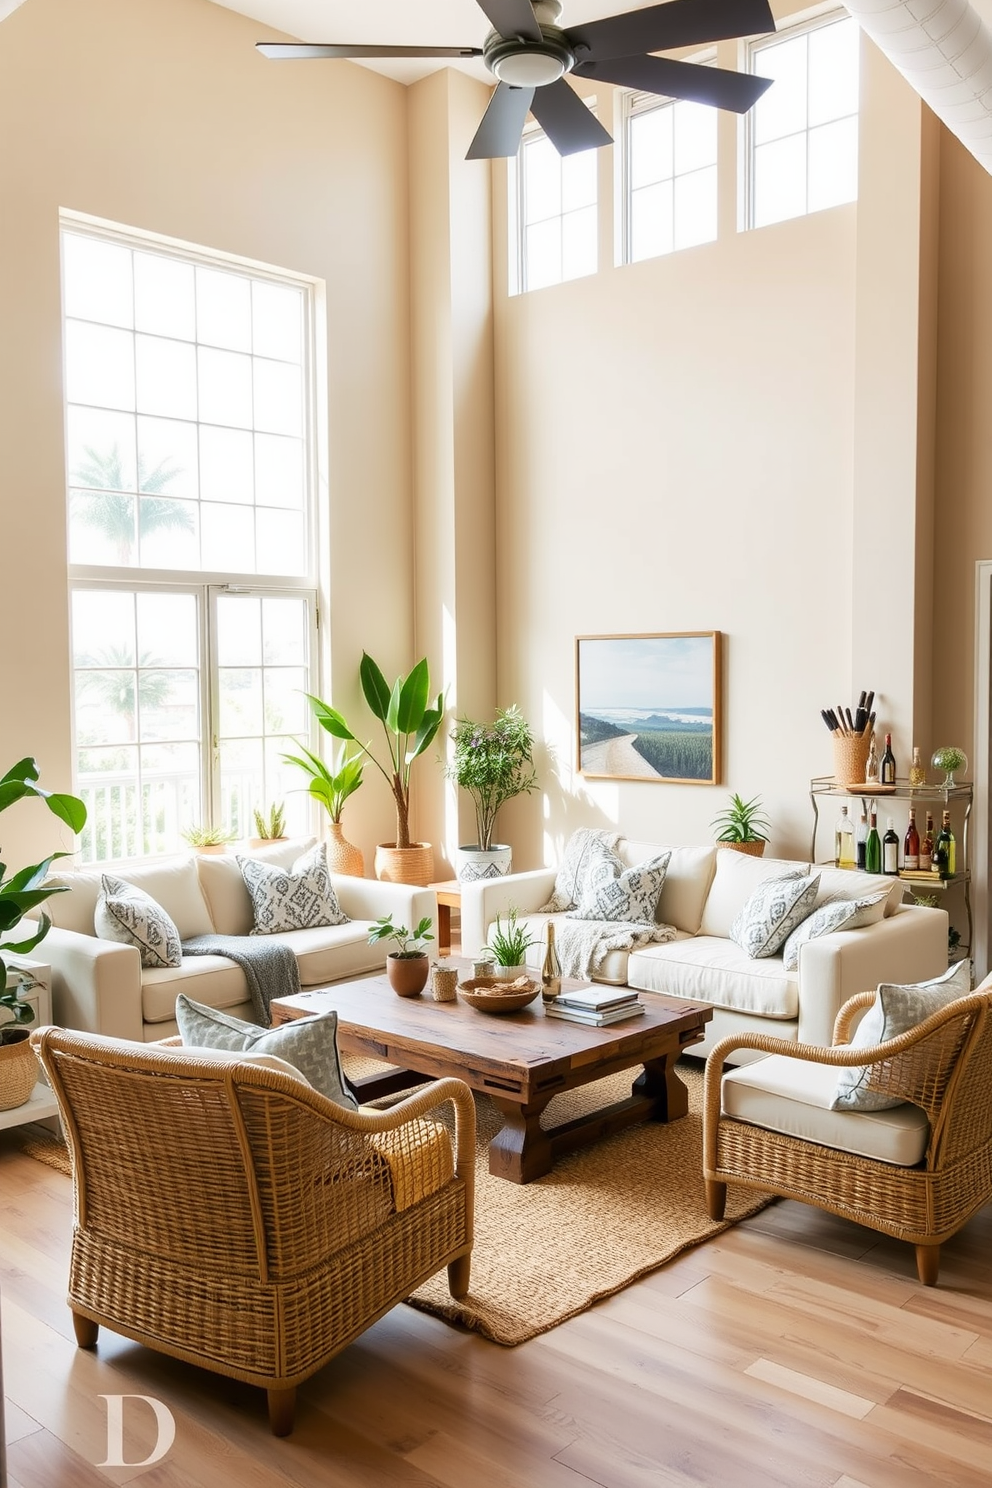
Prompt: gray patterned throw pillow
<box><xmin>238</xmin><ymin>841</ymin><xmax>348</xmax><ymax>934</ymax></box>
<box><xmin>781</xmin><ymin>891</ymin><xmax>889</xmax><ymax>972</ymax></box>
<box><xmin>538</xmin><ymin>828</ymin><xmax>623</xmax><ymax>913</ymax></box>
<box><xmin>730</xmin><ymin>871</ymin><xmax>821</xmax><ymax>959</ymax></box>
<box><xmin>94</xmin><ymin>875</ymin><xmax>182</xmax><ymax>969</ymax></box>
<box><xmin>831</xmin><ymin>959</ymin><xmax>972</xmax><ymax>1112</ymax></box>
<box><xmin>569</xmin><ymin>851</ymin><xmax>671</xmax><ymax>924</ymax></box>
<box><xmin>175</xmin><ymin>994</ymin><xmax>358</xmax><ymax>1109</ymax></box>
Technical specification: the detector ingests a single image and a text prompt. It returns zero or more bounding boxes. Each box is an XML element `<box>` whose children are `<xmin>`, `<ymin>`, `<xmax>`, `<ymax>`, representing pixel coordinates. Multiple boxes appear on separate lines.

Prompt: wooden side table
<box><xmin>429</xmin><ymin>880</ymin><xmax>462</xmax><ymax>957</ymax></box>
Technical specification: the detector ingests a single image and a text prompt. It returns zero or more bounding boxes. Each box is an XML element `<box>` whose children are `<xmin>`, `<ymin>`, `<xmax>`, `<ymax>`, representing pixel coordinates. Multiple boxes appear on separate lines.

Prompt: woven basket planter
<box><xmin>718</xmin><ymin>840</ymin><xmax>766</xmax><ymax>857</ymax></box>
<box><xmin>0</xmin><ymin>1033</ymin><xmax>38</xmax><ymax>1111</ymax></box>
<box><xmin>374</xmin><ymin>842</ymin><xmax>434</xmax><ymax>887</ymax></box>
<box><xmin>326</xmin><ymin>822</ymin><xmax>364</xmax><ymax>877</ymax></box>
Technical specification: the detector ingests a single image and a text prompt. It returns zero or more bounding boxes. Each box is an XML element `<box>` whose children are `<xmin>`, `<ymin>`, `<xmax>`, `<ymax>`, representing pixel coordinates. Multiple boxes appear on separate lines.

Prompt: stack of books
<box><xmin>545</xmin><ymin>987</ymin><xmax>645</xmax><ymax>1026</ymax></box>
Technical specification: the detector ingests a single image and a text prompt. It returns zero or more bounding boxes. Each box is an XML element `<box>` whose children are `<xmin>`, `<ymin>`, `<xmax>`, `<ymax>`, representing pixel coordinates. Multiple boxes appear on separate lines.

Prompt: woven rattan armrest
<box><xmin>833</xmin><ymin>989</ymin><xmax>877</xmax><ymax>1045</ymax></box>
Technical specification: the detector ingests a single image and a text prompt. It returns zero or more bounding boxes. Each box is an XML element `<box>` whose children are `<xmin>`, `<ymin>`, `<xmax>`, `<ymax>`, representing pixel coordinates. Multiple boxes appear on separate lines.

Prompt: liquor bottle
<box><xmin>882</xmin><ymin>817</ymin><xmax>900</xmax><ymax>875</ymax></box>
<box><xmin>865</xmin><ymin>811</ymin><xmax>882</xmax><ymax>874</ymax></box>
<box><xmin>879</xmin><ymin>733</ymin><xmax>897</xmax><ymax>786</ymax></box>
<box><xmin>856</xmin><ymin>812</ymin><xmax>868</xmax><ymax>871</ymax></box>
<box><xmin>934</xmin><ymin>810</ymin><xmax>956</xmax><ymax>879</ymax></box>
<box><xmin>903</xmin><ymin>807</ymin><xmax>920</xmax><ymax>871</ymax></box>
<box><xmin>920</xmin><ymin>812</ymin><xmax>934</xmax><ymax>872</ymax></box>
<box><xmin>835</xmin><ymin>806</ymin><xmax>856</xmax><ymax>868</ymax></box>
<box><xmin>541</xmin><ymin>921</ymin><xmax>562</xmax><ymax>1005</ymax></box>
<box><xmin>909</xmin><ymin>746</ymin><xmax>926</xmax><ymax>788</ymax></box>
<box><xmin>866</xmin><ymin>733</ymin><xmax>878</xmax><ymax>783</ymax></box>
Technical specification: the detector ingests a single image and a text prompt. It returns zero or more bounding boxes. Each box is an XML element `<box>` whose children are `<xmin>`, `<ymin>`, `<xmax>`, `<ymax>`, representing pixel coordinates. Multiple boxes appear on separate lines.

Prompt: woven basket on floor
<box><xmin>0</xmin><ymin>1036</ymin><xmax>38</xmax><ymax>1110</ymax></box>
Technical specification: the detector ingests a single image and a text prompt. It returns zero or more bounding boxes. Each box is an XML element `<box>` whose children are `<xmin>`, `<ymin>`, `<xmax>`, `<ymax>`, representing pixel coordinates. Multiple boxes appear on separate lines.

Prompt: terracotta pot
<box><xmin>0</xmin><ymin>1030</ymin><xmax>38</xmax><ymax>1111</ymax></box>
<box><xmin>718</xmin><ymin>840</ymin><xmax>766</xmax><ymax>857</ymax></box>
<box><xmin>248</xmin><ymin>836</ymin><xmax>288</xmax><ymax>851</ymax></box>
<box><xmin>193</xmin><ymin>843</ymin><xmax>230</xmax><ymax>855</ymax></box>
<box><xmin>326</xmin><ymin>822</ymin><xmax>364</xmax><ymax>877</ymax></box>
<box><xmin>374</xmin><ymin>842</ymin><xmax>434</xmax><ymax>887</ymax></box>
<box><xmin>387</xmin><ymin>953</ymin><xmax>429</xmax><ymax>997</ymax></box>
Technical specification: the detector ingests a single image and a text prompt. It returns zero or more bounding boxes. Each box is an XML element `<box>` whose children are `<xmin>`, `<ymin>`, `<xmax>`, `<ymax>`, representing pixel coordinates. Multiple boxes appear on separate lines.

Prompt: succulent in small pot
<box><xmin>483</xmin><ymin>908</ymin><xmax>540</xmax><ymax>980</ymax></box>
<box><xmin>181</xmin><ymin>823</ymin><xmax>237</xmax><ymax>853</ymax></box>
<box><xmin>368</xmin><ymin>914</ymin><xmax>435</xmax><ymax>996</ymax></box>
<box><xmin>711</xmin><ymin>793</ymin><xmax>770</xmax><ymax>857</ymax></box>
<box><xmin>250</xmin><ymin>801</ymin><xmax>286</xmax><ymax>846</ymax></box>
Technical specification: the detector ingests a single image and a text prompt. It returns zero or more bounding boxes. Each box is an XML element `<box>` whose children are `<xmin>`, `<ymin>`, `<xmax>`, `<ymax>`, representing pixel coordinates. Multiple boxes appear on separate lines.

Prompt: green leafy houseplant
<box><xmin>0</xmin><ymin>758</ymin><xmax>87</xmax><ymax>1043</ymax></box>
<box><xmin>281</xmin><ymin>744</ymin><xmax>363</xmax><ymax>825</ymax></box>
<box><xmin>446</xmin><ymin>706</ymin><xmax>538</xmax><ymax>851</ymax></box>
<box><xmin>181</xmin><ymin>824</ymin><xmax>236</xmax><ymax>849</ymax></box>
<box><xmin>367</xmin><ymin>915</ymin><xmax>434</xmax><ymax>960</ymax></box>
<box><xmin>251</xmin><ymin>802</ymin><xmax>286</xmax><ymax>841</ymax></box>
<box><xmin>711</xmin><ymin>793</ymin><xmax>771</xmax><ymax>845</ymax></box>
<box><xmin>306</xmin><ymin>655</ymin><xmax>444</xmax><ymax>850</ymax></box>
<box><xmin>484</xmin><ymin>909</ymin><xmax>539</xmax><ymax>968</ymax></box>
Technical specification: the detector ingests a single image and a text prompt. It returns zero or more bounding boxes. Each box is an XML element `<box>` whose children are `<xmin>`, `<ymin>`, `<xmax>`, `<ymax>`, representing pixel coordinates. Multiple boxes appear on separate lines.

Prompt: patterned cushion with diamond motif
<box><xmin>730</xmin><ymin>871</ymin><xmax>821</xmax><ymax>959</ymax></box>
<box><xmin>238</xmin><ymin>841</ymin><xmax>349</xmax><ymax>935</ymax></box>
<box><xmin>568</xmin><ymin>851</ymin><xmax>671</xmax><ymax>924</ymax></box>
<box><xmin>537</xmin><ymin>828</ymin><xmax>624</xmax><ymax>913</ymax></box>
<box><xmin>94</xmin><ymin>875</ymin><xmax>183</xmax><ymax>969</ymax></box>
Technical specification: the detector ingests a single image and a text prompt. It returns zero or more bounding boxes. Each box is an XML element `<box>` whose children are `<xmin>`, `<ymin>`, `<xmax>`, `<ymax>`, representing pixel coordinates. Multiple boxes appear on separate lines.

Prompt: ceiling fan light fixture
<box><xmin>492</xmin><ymin>49</ymin><xmax>566</xmax><ymax>85</ymax></box>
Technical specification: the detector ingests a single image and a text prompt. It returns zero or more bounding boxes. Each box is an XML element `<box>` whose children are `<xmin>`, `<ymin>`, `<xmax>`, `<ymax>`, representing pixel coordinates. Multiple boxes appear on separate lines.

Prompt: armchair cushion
<box><xmin>95</xmin><ymin>875</ymin><xmax>182</xmax><ymax>970</ymax></box>
<box><xmin>730</xmin><ymin>872</ymin><xmax>821</xmax><ymax>959</ymax></box>
<box><xmin>832</xmin><ymin>959</ymin><xmax>973</xmax><ymax>1111</ymax></box>
<box><xmin>721</xmin><ymin>1055</ymin><xmax>930</xmax><ymax>1165</ymax></box>
<box><xmin>176</xmin><ymin>994</ymin><xmax>358</xmax><ymax>1109</ymax></box>
<box><xmin>239</xmin><ymin>842</ymin><xmax>348</xmax><ymax>934</ymax></box>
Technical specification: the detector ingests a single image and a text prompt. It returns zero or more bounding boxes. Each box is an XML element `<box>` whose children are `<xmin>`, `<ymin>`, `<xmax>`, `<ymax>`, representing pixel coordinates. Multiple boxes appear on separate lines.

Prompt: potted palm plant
<box><xmin>711</xmin><ymin>793</ymin><xmax>770</xmax><ymax>857</ymax></box>
<box><xmin>0</xmin><ymin>758</ymin><xmax>87</xmax><ymax>1110</ymax></box>
<box><xmin>306</xmin><ymin>655</ymin><xmax>444</xmax><ymax>886</ymax></box>
<box><xmin>447</xmin><ymin>706</ymin><xmax>538</xmax><ymax>882</ymax></box>
<box><xmin>281</xmin><ymin>742</ymin><xmax>365</xmax><ymax>875</ymax></box>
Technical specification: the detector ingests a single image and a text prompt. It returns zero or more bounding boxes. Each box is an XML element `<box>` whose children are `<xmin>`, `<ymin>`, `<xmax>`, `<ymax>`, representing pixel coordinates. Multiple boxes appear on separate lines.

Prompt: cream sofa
<box><xmin>460</xmin><ymin>843</ymin><xmax>949</xmax><ymax>1062</ymax></box>
<box><xmin>34</xmin><ymin>839</ymin><xmax>435</xmax><ymax>1042</ymax></box>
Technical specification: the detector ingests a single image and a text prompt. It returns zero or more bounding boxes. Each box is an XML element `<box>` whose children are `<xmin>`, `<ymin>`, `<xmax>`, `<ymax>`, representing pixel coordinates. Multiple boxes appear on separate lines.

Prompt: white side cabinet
<box><xmin>1</xmin><ymin>958</ymin><xmax>60</xmax><ymax>1132</ymax></box>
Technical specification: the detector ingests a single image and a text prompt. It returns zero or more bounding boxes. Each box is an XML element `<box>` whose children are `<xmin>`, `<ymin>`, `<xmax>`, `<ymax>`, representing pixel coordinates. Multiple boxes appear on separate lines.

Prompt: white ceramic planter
<box><xmin>455</xmin><ymin>844</ymin><xmax>512</xmax><ymax>882</ymax></box>
<box><xmin>492</xmin><ymin>962</ymin><xmax>529</xmax><ymax>982</ymax></box>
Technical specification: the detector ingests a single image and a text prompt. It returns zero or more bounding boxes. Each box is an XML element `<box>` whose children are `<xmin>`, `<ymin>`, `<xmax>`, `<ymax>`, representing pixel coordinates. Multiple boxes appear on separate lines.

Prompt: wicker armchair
<box><xmin>703</xmin><ymin>986</ymin><xmax>992</xmax><ymax>1285</ymax></box>
<box><xmin>31</xmin><ymin>1026</ymin><xmax>475</xmax><ymax>1436</ymax></box>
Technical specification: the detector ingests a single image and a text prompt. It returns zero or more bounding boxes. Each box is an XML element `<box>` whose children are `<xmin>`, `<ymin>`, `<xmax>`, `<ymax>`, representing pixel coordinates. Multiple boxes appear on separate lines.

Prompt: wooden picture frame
<box><xmin>575</xmin><ymin>632</ymin><xmax>722</xmax><ymax>784</ymax></box>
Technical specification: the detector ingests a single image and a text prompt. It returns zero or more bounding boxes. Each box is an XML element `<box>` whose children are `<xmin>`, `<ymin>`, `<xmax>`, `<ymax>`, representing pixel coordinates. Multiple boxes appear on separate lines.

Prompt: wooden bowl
<box><xmin>456</xmin><ymin>976</ymin><xmax>539</xmax><ymax>1014</ymax></box>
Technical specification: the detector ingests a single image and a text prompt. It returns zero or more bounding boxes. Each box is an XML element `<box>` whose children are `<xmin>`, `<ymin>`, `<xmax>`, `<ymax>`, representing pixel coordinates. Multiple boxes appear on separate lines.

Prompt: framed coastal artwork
<box><xmin>575</xmin><ymin>632</ymin><xmax>722</xmax><ymax>785</ymax></box>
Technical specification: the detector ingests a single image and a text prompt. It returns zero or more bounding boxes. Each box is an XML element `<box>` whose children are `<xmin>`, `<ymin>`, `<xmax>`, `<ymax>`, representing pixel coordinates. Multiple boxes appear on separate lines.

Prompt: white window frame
<box><xmin>62</xmin><ymin>213</ymin><xmax>323</xmax><ymax>859</ymax></box>
<box><xmin>743</xmin><ymin>5</ymin><xmax>859</xmax><ymax>232</ymax></box>
<box><xmin>508</xmin><ymin>98</ymin><xmax>599</xmax><ymax>296</ymax></box>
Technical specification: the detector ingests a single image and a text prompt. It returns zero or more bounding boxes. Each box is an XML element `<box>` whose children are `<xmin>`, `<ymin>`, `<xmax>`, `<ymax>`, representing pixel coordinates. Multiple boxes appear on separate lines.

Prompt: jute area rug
<box><xmin>21</xmin><ymin>1059</ymin><xmax>771</xmax><ymax>1348</ymax></box>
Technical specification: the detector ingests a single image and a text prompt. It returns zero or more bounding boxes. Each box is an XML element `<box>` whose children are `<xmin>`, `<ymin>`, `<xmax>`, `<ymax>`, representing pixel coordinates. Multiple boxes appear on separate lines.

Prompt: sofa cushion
<box><xmin>47</xmin><ymin>855</ymin><xmax>214</xmax><ymax>940</ymax></box>
<box><xmin>95</xmin><ymin>875</ymin><xmax>182</xmax><ymax>969</ymax></box>
<box><xmin>141</xmin><ymin>956</ymin><xmax>254</xmax><ymax>1024</ymax></box>
<box><xmin>698</xmin><ymin>851</ymin><xmax>813</xmax><ymax>939</ymax></box>
<box><xmin>814</xmin><ymin>867</ymin><xmax>905</xmax><ymax>916</ymax></box>
<box><xmin>176</xmin><ymin>993</ymin><xmax>358</xmax><ymax>1109</ymax></box>
<box><xmin>196</xmin><ymin>838</ymin><xmax>316</xmax><ymax>936</ymax></box>
<box><xmin>569</xmin><ymin>852</ymin><xmax>671</xmax><ymax>923</ymax></box>
<box><xmin>619</xmin><ymin>843</ymin><xmax>717</xmax><ymax>935</ymax></box>
<box><xmin>538</xmin><ymin>829</ymin><xmax>623</xmax><ymax>913</ymax></box>
<box><xmin>263</xmin><ymin>924</ymin><xmax>389</xmax><ymax>987</ymax></box>
<box><xmin>832</xmin><ymin>959</ymin><xmax>971</xmax><ymax>1112</ymax></box>
<box><xmin>781</xmin><ymin>890</ymin><xmax>889</xmax><ymax>971</ymax></box>
<box><xmin>627</xmin><ymin>936</ymin><xmax>798</xmax><ymax>1019</ymax></box>
<box><xmin>239</xmin><ymin>842</ymin><xmax>348</xmax><ymax>934</ymax></box>
<box><xmin>721</xmin><ymin>1055</ymin><xmax>930</xmax><ymax>1166</ymax></box>
<box><xmin>730</xmin><ymin>872</ymin><xmax>821</xmax><ymax>959</ymax></box>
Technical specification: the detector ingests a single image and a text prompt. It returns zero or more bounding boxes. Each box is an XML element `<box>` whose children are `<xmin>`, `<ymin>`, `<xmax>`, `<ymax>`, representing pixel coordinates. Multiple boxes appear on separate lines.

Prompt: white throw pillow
<box><xmin>569</xmin><ymin>851</ymin><xmax>671</xmax><ymax>924</ymax></box>
<box><xmin>781</xmin><ymin>891</ymin><xmax>889</xmax><ymax>972</ymax></box>
<box><xmin>538</xmin><ymin>828</ymin><xmax>623</xmax><ymax>913</ymax></box>
<box><xmin>238</xmin><ymin>841</ymin><xmax>348</xmax><ymax>935</ymax></box>
<box><xmin>94</xmin><ymin>874</ymin><xmax>182</xmax><ymax>969</ymax></box>
<box><xmin>730</xmin><ymin>872</ymin><xmax>821</xmax><ymax>960</ymax></box>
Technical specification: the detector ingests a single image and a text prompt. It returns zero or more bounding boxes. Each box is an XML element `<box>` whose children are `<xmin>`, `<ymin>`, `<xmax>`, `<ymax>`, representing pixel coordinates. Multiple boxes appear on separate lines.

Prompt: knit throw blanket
<box><xmin>180</xmin><ymin>934</ymin><xmax>301</xmax><ymax>1026</ymax></box>
<box><xmin>552</xmin><ymin>916</ymin><xmax>678</xmax><ymax>981</ymax></box>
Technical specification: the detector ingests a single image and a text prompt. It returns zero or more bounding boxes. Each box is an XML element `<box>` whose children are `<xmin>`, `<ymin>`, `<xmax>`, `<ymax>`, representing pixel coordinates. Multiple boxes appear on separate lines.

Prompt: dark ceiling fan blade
<box><xmin>467</xmin><ymin>82</ymin><xmax>536</xmax><ymax>159</ymax></box>
<box><xmin>565</xmin><ymin>0</ymin><xmax>775</xmax><ymax>62</ymax></box>
<box><xmin>529</xmin><ymin>80</ymin><xmax>613</xmax><ymax>155</ymax></box>
<box><xmin>475</xmin><ymin>0</ymin><xmax>543</xmax><ymax>43</ymax></box>
<box><xmin>573</xmin><ymin>54</ymin><xmax>771</xmax><ymax>113</ymax></box>
<box><xmin>257</xmin><ymin>42</ymin><xmax>483</xmax><ymax>60</ymax></box>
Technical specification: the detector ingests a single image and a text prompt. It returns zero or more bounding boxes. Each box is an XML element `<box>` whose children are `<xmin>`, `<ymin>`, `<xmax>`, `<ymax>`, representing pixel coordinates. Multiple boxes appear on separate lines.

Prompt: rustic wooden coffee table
<box><xmin>270</xmin><ymin>970</ymin><xmax>712</xmax><ymax>1184</ymax></box>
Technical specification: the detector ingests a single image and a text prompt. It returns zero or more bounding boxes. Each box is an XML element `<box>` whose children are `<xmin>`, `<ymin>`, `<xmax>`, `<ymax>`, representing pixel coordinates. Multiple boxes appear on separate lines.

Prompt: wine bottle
<box><xmin>866</xmin><ymin>733</ymin><xmax>878</xmax><ymax>782</ymax></box>
<box><xmin>835</xmin><ymin>806</ymin><xmax>856</xmax><ymax>868</ymax></box>
<box><xmin>882</xmin><ymin>816</ymin><xmax>900</xmax><ymax>875</ymax></box>
<box><xmin>903</xmin><ymin>806</ymin><xmax>920</xmax><ymax>871</ymax></box>
<box><xmin>856</xmin><ymin>812</ymin><xmax>868</xmax><ymax>871</ymax></box>
<box><xmin>920</xmin><ymin>812</ymin><xmax>934</xmax><ymax>872</ymax></box>
<box><xmin>541</xmin><ymin>921</ymin><xmax>562</xmax><ymax>1005</ymax></box>
<box><xmin>865</xmin><ymin>811</ymin><xmax>882</xmax><ymax>874</ymax></box>
<box><xmin>879</xmin><ymin>733</ymin><xmax>897</xmax><ymax>786</ymax></box>
<box><xmin>909</xmin><ymin>746</ymin><xmax>926</xmax><ymax>788</ymax></box>
<box><xmin>935</xmin><ymin>810</ymin><xmax>955</xmax><ymax>879</ymax></box>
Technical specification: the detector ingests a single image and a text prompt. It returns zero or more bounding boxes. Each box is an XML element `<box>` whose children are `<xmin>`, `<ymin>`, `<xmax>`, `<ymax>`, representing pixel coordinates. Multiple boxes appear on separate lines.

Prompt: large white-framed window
<box><xmin>62</xmin><ymin>217</ymin><xmax>320</xmax><ymax>862</ymax></box>
<box><xmin>746</xmin><ymin>10</ymin><xmax>860</xmax><ymax>230</ymax></box>
<box><xmin>621</xmin><ymin>74</ymin><xmax>718</xmax><ymax>265</ymax></box>
<box><xmin>508</xmin><ymin>110</ymin><xmax>599</xmax><ymax>295</ymax></box>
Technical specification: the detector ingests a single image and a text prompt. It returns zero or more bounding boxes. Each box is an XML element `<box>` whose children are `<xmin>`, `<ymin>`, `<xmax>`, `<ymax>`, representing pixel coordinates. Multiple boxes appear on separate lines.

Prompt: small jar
<box><xmin>472</xmin><ymin>955</ymin><xmax>495</xmax><ymax>980</ymax></box>
<box><xmin>431</xmin><ymin>964</ymin><xmax>458</xmax><ymax>1002</ymax></box>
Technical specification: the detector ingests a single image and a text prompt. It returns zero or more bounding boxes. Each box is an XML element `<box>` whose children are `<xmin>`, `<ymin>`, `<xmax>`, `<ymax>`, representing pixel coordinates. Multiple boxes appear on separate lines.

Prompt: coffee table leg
<box><xmin>488</xmin><ymin>1094</ymin><xmax>554</xmax><ymax>1183</ymax></box>
<box><xmin>633</xmin><ymin>1050</ymin><xmax>689</xmax><ymax>1122</ymax></box>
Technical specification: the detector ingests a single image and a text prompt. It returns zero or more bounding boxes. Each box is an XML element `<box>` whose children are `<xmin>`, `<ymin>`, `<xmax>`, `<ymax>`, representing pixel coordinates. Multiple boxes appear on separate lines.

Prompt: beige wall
<box><xmin>0</xmin><ymin>0</ymin><xmax>413</xmax><ymax>867</ymax></box>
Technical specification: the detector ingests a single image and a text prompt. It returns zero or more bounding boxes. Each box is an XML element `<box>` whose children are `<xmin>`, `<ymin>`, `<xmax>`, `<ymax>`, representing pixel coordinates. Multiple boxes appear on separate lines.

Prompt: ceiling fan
<box><xmin>257</xmin><ymin>0</ymin><xmax>776</xmax><ymax>160</ymax></box>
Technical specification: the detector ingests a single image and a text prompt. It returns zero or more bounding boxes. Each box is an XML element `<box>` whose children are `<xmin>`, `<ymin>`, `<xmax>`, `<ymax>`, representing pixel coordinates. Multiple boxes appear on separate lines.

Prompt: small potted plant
<box><xmin>181</xmin><ymin>824</ymin><xmax>236</xmax><ymax>854</ymax></box>
<box><xmin>711</xmin><ymin>793</ymin><xmax>770</xmax><ymax>857</ymax></box>
<box><xmin>447</xmin><ymin>706</ymin><xmax>538</xmax><ymax>882</ymax></box>
<box><xmin>282</xmin><ymin>741</ymin><xmax>365</xmax><ymax>876</ymax></box>
<box><xmin>248</xmin><ymin>802</ymin><xmax>286</xmax><ymax>849</ymax></box>
<box><xmin>368</xmin><ymin>914</ymin><xmax>435</xmax><ymax>997</ymax></box>
<box><xmin>483</xmin><ymin>908</ymin><xmax>540</xmax><ymax>981</ymax></box>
